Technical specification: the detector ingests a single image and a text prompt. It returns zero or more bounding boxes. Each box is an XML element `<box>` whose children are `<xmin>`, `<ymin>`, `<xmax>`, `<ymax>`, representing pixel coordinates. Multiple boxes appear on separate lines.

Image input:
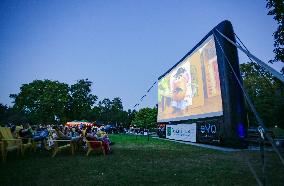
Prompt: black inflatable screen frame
<box><xmin>158</xmin><ymin>20</ymin><xmax>246</xmax><ymax>147</ymax></box>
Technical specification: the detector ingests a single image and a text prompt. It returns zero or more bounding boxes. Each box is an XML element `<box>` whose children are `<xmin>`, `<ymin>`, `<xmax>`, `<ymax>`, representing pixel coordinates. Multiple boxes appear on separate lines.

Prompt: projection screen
<box><xmin>158</xmin><ymin>35</ymin><xmax>222</xmax><ymax>122</ymax></box>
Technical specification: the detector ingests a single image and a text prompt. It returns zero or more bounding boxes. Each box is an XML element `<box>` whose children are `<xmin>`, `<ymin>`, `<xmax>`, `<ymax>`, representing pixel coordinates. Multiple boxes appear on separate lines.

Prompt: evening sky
<box><xmin>0</xmin><ymin>0</ymin><xmax>283</xmax><ymax>110</ymax></box>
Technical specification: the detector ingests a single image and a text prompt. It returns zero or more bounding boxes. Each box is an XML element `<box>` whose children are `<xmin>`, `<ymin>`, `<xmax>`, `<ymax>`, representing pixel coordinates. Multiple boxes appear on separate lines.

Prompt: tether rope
<box><xmin>215</xmin><ymin>29</ymin><xmax>284</xmax><ymax>83</ymax></box>
<box><xmin>133</xmin><ymin>81</ymin><xmax>157</xmax><ymax>109</ymax></box>
<box><xmin>214</xmin><ymin>30</ymin><xmax>284</xmax><ymax>185</ymax></box>
<box><xmin>234</xmin><ymin>32</ymin><xmax>275</xmax><ymax>90</ymax></box>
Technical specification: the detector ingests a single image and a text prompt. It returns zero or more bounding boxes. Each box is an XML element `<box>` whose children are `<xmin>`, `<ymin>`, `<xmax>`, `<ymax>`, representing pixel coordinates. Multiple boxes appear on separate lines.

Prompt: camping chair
<box><xmin>0</xmin><ymin>127</ymin><xmax>26</xmax><ymax>162</ymax></box>
<box><xmin>50</xmin><ymin>139</ymin><xmax>74</xmax><ymax>157</ymax></box>
<box><xmin>12</xmin><ymin>125</ymin><xmax>35</xmax><ymax>152</ymax></box>
<box><xmin>48</xmin><ymin>129</ymin><xmax>76</xmax><ymax>157</ymax></box>
<box><xmin>15</xmin><ymin>125</ymin><xmax>37</xmax><ymax>152</ymax></box>
<box><xmin>86</xmin><ymin>140</ymin><xmax>105</xmax><ymax>156</ymax></box>
<box><xmin>15</xmin><ymin>125</ymin><xmax>23</xmax><ymax>138</ymax></box>
<box><xmin>15</xmin><ymin>127</ymin><xmax>34</xmax><ymax>154</ymax></box>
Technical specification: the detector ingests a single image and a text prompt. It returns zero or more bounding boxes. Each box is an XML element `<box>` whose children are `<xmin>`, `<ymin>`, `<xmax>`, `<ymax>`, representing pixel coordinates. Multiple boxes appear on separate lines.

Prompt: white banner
<box><xmin>166</xmin><ymin>123</ymin><xmax>196</xmax><ymax>142</ymax></box>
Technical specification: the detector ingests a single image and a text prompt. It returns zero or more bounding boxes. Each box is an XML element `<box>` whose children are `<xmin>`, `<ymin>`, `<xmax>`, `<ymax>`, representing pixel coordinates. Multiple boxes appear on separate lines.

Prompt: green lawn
<box><xmin>0</xmin><ymin>134</ymin><xmax>283</xmax><ymax>185</ymax></box>
<box><xmin>272</xmin><ymin>127</ymin><xmax>284</xmax><ymax>138</ymax></box>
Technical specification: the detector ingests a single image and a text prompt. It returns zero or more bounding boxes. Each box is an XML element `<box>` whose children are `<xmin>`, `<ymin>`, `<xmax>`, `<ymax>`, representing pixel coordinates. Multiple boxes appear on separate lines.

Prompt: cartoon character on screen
<box><xmin>170</xmin><ymin>65</ymin><xmax>193</xmax><ymax>114</ymax></box>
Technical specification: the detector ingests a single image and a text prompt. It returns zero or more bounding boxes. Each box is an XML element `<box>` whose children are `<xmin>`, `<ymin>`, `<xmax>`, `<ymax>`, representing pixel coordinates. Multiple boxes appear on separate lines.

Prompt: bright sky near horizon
<box><xmin>0</xmin><ymin>0</ymin><xmax>283</xmax><ymax>110</ymax></box>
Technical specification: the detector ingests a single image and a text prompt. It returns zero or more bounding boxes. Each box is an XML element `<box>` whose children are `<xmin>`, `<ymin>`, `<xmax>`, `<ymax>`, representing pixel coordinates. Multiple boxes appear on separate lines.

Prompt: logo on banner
<box><xmin>167</xmin><ymin>127</ymin><xmax>172</xmax><ymax>136</ymax></box>
<box><xmin>200</xmin><ymin>123</ymin><xmax>217</xmax><ymax>134</ymax></box>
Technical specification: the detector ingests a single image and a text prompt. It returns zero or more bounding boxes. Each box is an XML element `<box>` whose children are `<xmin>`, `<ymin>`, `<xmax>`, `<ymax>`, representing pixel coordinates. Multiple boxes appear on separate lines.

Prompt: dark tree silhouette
<box><xmin>266</xmin><ymin>0</ymin><xmax>284</xmax><ymax>72</ymax></box>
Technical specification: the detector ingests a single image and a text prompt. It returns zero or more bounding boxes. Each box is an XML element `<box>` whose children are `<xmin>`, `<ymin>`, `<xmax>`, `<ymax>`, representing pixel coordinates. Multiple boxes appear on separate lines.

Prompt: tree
<box><xmin>87</xmin><ymin>106</ymin><xmax>101</xmax><ymax>123</ymax></box>
<box><xmin>0</xmin><ymin>104</ymin><xmax>8</xmax><ymax>125</ymax></box>
<box><xmin>97</xmin><ymin>97</ymin><xmax>125</xmax><ymax>125</ymax></box>
<box><xmin>98</xmin><ymin>98</ymin><xmax>112</xmax><ymax>123</ymax></box>
<box><xmin>109</xmin><ymin>97</ymin><xmax>124</xmax><ymax>125</ymax></box>
<box><xmin>124</xmin><ymin>109</ymin><xmax>137</xmax><ymax>128</ymax></box>
<box><xmin>10</xmin><ymin>80</ymin><xmax>69</xmax><ymax>125</ymax></box>
<box><xmin>131</xmin><ymin>107</ymin><xmax>157</xmax><ymax>129</ymax></box>
<box><xmin>68</xmin><ymin>79</ymin><xmax>97</xmax><ymax>121</ymax></box>
<box><xmin>111</xmin><ymin>97</ymin><xmax>123</xmax><ymax>111</ymax></box>
<box><xmin>266</xmin><ymin>0</ymin><xmax>284</xmax><ymax>71</ymax></box>
<box><xmin>240</xmin><ymin>62</ymin><xmax>284</xmax><ymax>128</ymax></box>
<box><xmin>6</xmin><ymin>107</ymin><xmax>28</xmax><ymax>125</ymax></box>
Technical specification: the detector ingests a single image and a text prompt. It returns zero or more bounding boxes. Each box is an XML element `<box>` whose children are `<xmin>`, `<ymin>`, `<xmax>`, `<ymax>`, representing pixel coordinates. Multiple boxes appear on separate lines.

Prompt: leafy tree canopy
<box><xmin>266</xmin><ymin>0</ymin><xmax>284</xmax><ymax>71</ymax></box>
<box><xmin>5</xmin><ymin>79</ymin><xmax>137</xmax><ymax>128</ymax></box>
<box><xmin>68</xmin><ymin>79</ymin><xmax>98</xmax><ymax>120</ymax></box>
<box><xmin>131</xmin><ymin>107</ymin><xmax>157</xmax><ymax>129</ymax></box>
<box><xmin>240</xmin><ymin>62</ymin><xmax>284</xmax><ymax>128</ymax></box>
<box><xmin>97</xmin><ymin>97</ymin><xmax>125</xmax><ymax>125</ymax></box>
<box><xmin>10</xmin><ymin>80</ymin><xmax>69</xmax><ymax>125</ymax></box>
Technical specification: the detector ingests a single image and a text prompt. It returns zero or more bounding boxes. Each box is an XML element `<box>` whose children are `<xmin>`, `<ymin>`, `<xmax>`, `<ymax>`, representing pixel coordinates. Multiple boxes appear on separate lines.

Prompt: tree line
<box><xmin>1</xmin><ymin>61</ymin><xmax>284</xmax><ymax>130</ymax></box>
<box><xmin>0</xmin><ymin>79</ymin><xmax>157</xmax><ymax>129</ymax></box>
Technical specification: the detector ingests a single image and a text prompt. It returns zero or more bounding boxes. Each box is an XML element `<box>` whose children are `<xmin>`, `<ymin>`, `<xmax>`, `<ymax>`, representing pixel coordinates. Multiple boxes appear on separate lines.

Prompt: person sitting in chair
<box><xmin>19</xmin><ymin>123</ymin><xmax>34</xmax><ymax>143</ymax></box>
<box><xmin>53</xmin><ymin>126</ymin><xmax>70</xmax><ymax>140</ymax></box>
<box><xmin>85</xmin><ymin>127</ymin><xmax>110</xmax><ymax>154</ymax></box>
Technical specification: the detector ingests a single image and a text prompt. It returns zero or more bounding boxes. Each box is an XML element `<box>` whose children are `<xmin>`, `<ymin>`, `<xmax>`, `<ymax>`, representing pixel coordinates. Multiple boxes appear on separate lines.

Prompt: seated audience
<box><xmin>85</xmin><ymin>127</ymin><xmax>111</xmax><ymax>154</ymax></box>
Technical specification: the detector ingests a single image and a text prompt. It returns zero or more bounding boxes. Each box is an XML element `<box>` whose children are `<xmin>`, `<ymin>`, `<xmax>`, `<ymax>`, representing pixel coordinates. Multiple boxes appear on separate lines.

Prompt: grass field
<box><xmin>0</xmin><ymin>134</ymin><xmax>283</xmax><ymax>186</ymax></box>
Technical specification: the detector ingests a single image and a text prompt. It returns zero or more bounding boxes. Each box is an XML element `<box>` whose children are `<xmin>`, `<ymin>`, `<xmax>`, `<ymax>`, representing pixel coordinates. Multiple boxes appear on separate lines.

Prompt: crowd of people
<box><xmin>5</xmin><ymin>123</ymin><xmax>112</xmax><ymax>155</ymax></box>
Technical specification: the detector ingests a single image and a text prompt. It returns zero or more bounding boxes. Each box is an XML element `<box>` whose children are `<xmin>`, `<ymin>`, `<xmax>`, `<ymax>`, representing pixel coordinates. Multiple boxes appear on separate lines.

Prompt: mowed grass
<box><xmin>0</xmin><ymin>134</ymin><xmax>283</xmax><ymax>186</ymax></box>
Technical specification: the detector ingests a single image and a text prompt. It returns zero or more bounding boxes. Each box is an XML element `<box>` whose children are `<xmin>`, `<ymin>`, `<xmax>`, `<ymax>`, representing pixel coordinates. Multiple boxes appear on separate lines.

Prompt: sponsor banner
<box><xmin>196</xmin><ymin>119</ymin><xmax>221</xmax><ymax>144</ymax></box>
<box><xmin>166</xmin><ymin>123</ymin><xmax>196</xmax><ymax>142</ymax></box>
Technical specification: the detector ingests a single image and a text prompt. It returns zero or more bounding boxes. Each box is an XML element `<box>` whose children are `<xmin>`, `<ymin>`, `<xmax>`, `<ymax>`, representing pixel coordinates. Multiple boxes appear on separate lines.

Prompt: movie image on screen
<box><xmin>158</xmin><ymin>35</ymin><xmax>223</xmax><ymax>122</ymax></box>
